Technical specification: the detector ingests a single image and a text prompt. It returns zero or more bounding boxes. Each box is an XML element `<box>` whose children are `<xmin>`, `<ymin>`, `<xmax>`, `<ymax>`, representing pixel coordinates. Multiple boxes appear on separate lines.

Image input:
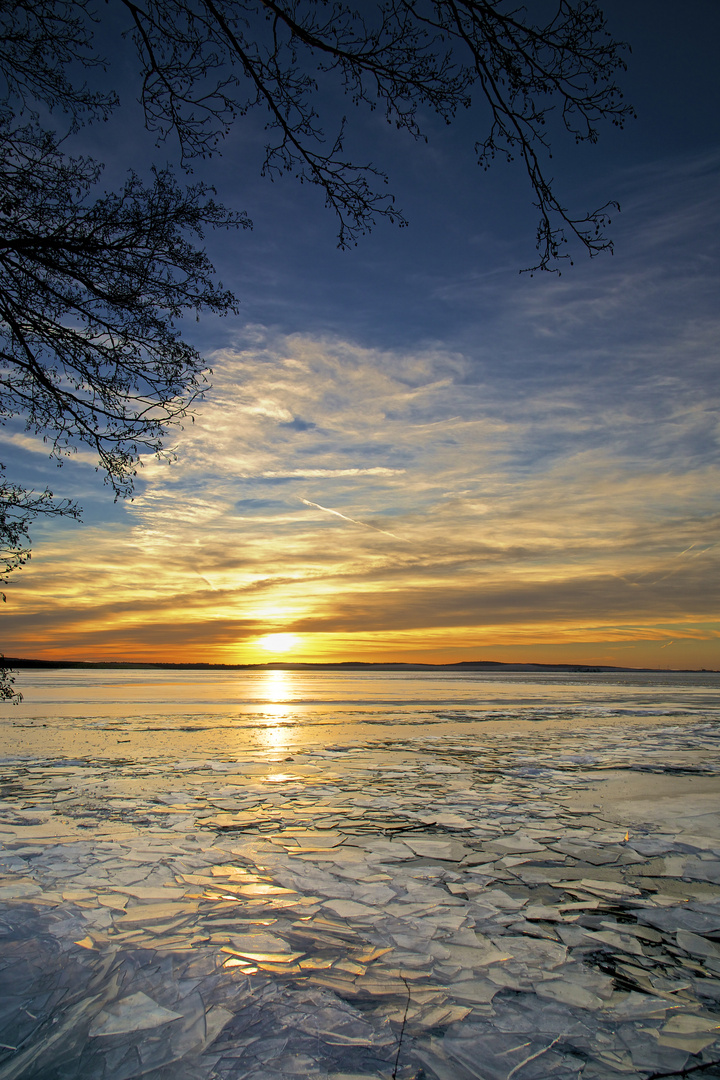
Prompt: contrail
<box><xmin>297</xmin><ymin>497</ymin><xmax>407</xmax><ymax>542</ymax></box>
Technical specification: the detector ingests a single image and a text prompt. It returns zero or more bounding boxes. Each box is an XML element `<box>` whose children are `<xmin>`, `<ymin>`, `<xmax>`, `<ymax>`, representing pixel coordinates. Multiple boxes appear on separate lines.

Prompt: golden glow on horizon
<box><xmin>4</xmin><ymin>338</ymin><xmax>720</xmax><ymax>672</ymax></box>
<box><xmin>258</xmin><ymin>633</ymin><xmax>297</xmax><ymax>654</ymax></box>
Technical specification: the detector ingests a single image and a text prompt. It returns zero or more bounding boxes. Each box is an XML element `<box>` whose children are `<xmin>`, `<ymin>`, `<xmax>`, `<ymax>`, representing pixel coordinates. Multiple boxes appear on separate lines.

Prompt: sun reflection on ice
<box><xmin>260</xmin><ymin>669</ymin><xmax>293</xmax><ymax>752</ymax></box>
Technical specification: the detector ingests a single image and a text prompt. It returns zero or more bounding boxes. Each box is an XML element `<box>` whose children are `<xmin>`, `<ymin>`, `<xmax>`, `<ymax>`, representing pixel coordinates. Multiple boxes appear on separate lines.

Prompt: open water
<box><xmin>0</xmin><ymin>668</ymin><xmax>719</xmax><ymax>1080</ymax></box>
<box><xmin>6</xmin><ymin>666</ymin><xmax>720</xmax><ymax>747</ymax></box>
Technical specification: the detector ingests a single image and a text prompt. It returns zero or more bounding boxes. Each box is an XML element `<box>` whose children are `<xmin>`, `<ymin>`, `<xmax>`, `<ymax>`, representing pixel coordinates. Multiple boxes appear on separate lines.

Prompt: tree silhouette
<box><xmin>120</xmin><ymin>0</ymin><xmax>631</xmax><ymax>260</ymax></box>
<box><xmin>0</xmin><ymin>1</ymin><xmax>632</xmax><ymax>694</ymax></box>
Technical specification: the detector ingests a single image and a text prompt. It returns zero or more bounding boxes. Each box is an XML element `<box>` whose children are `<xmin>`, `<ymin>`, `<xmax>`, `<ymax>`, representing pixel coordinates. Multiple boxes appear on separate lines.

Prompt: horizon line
<box><xmin>3</xmin><ymin>657</ymin><xmax>717</xmax><ymax>674</ymax></box>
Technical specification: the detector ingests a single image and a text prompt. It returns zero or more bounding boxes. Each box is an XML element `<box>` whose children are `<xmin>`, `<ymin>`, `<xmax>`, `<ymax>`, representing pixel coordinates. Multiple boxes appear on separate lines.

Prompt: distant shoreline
<box><xmin>2</xmin><ymin>657</ymin><xmax>717</xmax><ymax>674</ymax></box>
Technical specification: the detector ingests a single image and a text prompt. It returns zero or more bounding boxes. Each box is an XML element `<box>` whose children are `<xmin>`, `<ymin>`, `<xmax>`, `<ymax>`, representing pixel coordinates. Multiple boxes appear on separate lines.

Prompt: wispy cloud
<box><xmin>6</xmin><ymin>311</ymin><xmax>718</xmax><ymax>666</ymax></box>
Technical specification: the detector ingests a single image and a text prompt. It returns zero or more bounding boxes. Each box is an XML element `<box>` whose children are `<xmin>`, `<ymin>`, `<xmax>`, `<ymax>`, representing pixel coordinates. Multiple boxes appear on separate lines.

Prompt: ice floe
<box><xmin>0</xmin><ymin>715</ymin><xmax>718</xmax><ymax>1078</ymax></box>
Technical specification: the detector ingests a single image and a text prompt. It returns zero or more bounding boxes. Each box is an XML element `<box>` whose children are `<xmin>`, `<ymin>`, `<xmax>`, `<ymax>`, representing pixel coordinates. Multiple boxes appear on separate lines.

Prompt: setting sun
<box><xmin>258</xmin><ymin>633</ymin><xmax>297</xmax><ymax>654</ymax></box>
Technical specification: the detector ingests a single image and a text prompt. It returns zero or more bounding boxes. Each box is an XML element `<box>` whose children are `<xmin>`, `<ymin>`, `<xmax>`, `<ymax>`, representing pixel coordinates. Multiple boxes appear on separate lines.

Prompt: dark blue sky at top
<box><xmin>68</xmin><ymin>0</ymin><xmax>720</xmax><ymax>353</ymax></box>
<box><xmin>197</xmin><ymin>0</ymin><xmax>720</xmax><ymax>350</ymax></box>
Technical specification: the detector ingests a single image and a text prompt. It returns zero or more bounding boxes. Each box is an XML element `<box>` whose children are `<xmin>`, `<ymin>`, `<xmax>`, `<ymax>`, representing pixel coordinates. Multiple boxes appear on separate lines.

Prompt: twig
<box><xmin>391</xmin><ymin>976</ymin><xmax>412</xmax><ymax>1080</ymax></box>
<box><xmin>506</xmin><ymin>1035</ymin><xmax>562</xmax><ymax>1079</ymax></box>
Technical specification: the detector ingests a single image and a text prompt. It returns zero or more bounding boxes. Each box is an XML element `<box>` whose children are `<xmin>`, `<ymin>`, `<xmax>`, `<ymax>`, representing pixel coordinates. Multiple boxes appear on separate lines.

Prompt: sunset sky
<box><xmin>2</xmin><ymin>1</ymin><xmax>719</xmax><ymax>669</ymax></box>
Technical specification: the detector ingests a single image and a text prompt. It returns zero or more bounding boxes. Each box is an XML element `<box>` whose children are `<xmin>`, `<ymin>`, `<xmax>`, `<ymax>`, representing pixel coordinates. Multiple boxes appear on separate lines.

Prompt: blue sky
<box><xmin>2</xmin><ymin>0</ymin><xmax>719</xmax><ymax>667</ymax></box>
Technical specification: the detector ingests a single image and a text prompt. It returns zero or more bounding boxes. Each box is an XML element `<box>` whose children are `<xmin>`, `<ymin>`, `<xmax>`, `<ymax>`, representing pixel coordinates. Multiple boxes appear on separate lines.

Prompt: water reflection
<box><xmin>259</xmin><ymin>670</ymin><xmax>293</xmax><ymax>751</ymax></box>
<box><xmin>7</xmin><ymin>669</ymin><xmax>719</xmax><ymax>734</ymax></box>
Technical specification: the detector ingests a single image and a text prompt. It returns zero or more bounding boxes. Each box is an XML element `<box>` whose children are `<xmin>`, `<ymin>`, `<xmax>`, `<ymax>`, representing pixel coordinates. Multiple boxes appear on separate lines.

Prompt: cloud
<box><xmin>0</xmin><ymin>430</ymin><xmax>98</xmax><ymax>466</ymax></box>
<box><xmin>279</xmin><ymin>418</ymin><xmax>316</xmax><ymax>432</ymax></box>
<box><xmin>5</xmin><ymin>311</ymin><xmax>718</xmax><ymax>666</ymax></box>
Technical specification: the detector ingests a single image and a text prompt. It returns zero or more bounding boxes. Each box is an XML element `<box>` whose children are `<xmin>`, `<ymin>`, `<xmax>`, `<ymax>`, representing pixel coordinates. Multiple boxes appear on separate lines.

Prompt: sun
<box><xmin>258</xmin><ymin>633</ymin><xmax>297</xmax><ymax>654</ymax></box>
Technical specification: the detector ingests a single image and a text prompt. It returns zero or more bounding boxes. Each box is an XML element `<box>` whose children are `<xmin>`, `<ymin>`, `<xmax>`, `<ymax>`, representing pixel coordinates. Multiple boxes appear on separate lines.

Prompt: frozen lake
<box><xmin>0</xmin><ymin>669</ymin><xmax>719</xmax><ymax>1079</ymax></box>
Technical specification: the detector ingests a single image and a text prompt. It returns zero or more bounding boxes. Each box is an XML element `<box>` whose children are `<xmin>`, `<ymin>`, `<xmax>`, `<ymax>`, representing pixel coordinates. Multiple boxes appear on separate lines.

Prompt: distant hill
<box><xmin>3</xmin><ymin>658</ymin><xmax>716</xmax><ymax>673</ymax></box>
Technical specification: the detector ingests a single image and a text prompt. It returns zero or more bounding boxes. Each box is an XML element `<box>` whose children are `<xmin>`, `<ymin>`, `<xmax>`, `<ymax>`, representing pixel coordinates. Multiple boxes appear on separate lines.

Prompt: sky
<box><xmin>2</xmin><ymin>0</ymin><xmax>720</xmax><ymax>669</ymax></box>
